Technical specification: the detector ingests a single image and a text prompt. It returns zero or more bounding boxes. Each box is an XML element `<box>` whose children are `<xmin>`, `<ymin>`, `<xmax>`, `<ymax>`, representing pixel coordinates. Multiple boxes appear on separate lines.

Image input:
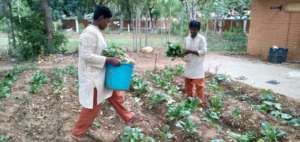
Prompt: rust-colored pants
<box><xmin>185</xmin><ymin>78</ymin><xmax>205</xmax><ymax>104</ymax></box>
<box><xmin>72</xmin><ymin>88</ymin><xmax>134</xmax><ymax>137</ymax></box>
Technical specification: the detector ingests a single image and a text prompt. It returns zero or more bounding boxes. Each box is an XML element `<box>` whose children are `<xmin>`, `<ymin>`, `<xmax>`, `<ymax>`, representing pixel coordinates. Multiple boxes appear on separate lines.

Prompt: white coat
<box><xmin>183</xmin><ymin>34</ymin><xmax>208</xmax><ymax>79</ymax></box>
<box><xmin>78</xmin><ymin>25</ymin><xmax>113</xmax><ymax>109</ymax></box>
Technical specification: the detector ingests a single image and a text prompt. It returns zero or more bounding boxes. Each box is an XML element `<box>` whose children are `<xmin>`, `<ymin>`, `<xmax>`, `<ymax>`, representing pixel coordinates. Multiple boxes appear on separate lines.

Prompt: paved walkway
<box><xmin>205</xmin><ymin>53</ymin><xmax>300</xmax><ymax>101</ymax></box>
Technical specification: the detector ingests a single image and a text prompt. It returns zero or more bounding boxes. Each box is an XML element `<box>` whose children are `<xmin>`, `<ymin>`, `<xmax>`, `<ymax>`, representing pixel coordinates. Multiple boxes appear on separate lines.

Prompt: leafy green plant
<box><xmin>204</xmin><ymin>109</ymin><xmax>220</xmax><ymax>122</ymax></box>
<box><xmin>223</xmin><ymin>28</ymin><xmax>247</xmax><ymax>53</ymax></box>
<box><xmin>288</xmin><ymin>118</ymin><xmax>300</xmax><ymax>127</ymax></box>
<box><xmin>161</xmin><ymin>65</ymin><xmax>184</xmax><ymax>80</ymax></box>
<box><xmin>50</xmin><ymin>68</ymin><xmax>65</xmax><ymax>94</ymax></box>
<box><xmin>166</xmin><ymin>98</ymin><xmax>200</xmax><ymax>121</ymax></box>
<box><xmin>12</xmin><ymin>9</ymin><xmax>66</xmax><ymax>60</ymax></box>
<box><xmin>184</xmin><ymin>97</ymin><xmax>200</xmax><ymax>112</ymax></box>
<box><xmin>145</xmin><ymin>65</ymin><xmax>184</xmax><ymax>95</ymax></box>
<box><xmin>145</xmin><ymin>71</ymin><xmax>179</xmax><ymax>95</ymax></box>
<box><xmin>167</xmin><ymin>103</ymin><xmax>191</xmax><ymax>121</ymax></box>
<box><xmin>120</xmin><ymin>126</ymin><xmax>155</xmax><ymax>142</ymax></box>
<box><xmin>63</xmin><ymin>65</ymin><xmax>78</xmax><ymax>93</ymax></box>
<box><xmin>259</xmin><ymin>89</ymin><xmax>275</xmax><ymax>102</ymax></box>
<box><xmin>228</xmin><ymin>131</ymin><xmax>256</xmax><ymax>142</ymax></box>
<box><xmin>256</xmin><ymin>101</ymin><xmax>282</xmax><ymax>113</ymax></box>
<box><xmin>156</xmin><ymin>125</ymin><xmax>174</xmax><ymax>141</ymax></box>
<box><xmin>131</xmin><ymin>75</ymin><xmax>151</xmax><ymax>95</ymax></box>
<box><xmin>176</xmin><ymin>116</ymin><xmax>197</xmax><ymax>134</ymax></box>
<box><xmin>166</xmin><ymin>42</ymin><xmax>184</xmax><ymax>59</ymax></box>
<box><xmin>29</xmin><ymin>70</ymin><xmax>49</xmax><ymax>94</ymax></box>
<box><xmin>270</xmin><ymin>111</ymin><xmax>292</xmax><ymax>120</ymax></box>
<box><xmin>161</xmin><ymin>68</ymin><xmax>175</xmax><ymax>82</ymax></box>
<box><xmin>214</xmin><ymin>74</ymin><xmax>229</xmax><ymax>82</ymax></box>
<box><xmin>0</xmin><ymin>66</ymin><xmax>29</xmax><ymax>98</ymax></box>
<box><xmin>174</xmin><ymin>64</ymin><xmax>184</xmax><ymax>76</ymax></box>
<box><xmin>0</xmin><ymin>134</ymin><xmax>11</xmax><ymax>141</ymax></box>
<box><xmin>150</xmin><ymin>92</ymin><xmax>173</xmax><ymax>105</ymax></box>
<box><xmin>103</xmin><ymin>43</ymin><xmax>126</xmax><ymax>57</ymax></box>
<box><xmin>207</xmin><ymin>79</ymin><xmax>224</xmax><ymax>93</ymax></box>
<box><xmin>231</xmin><ymin>108</ymin><xmax>242</xmax><ymax>120</ymax></box>
<box><xmin>64</xmin><ymin>65</ymin><xmax>78</xmax><ymax>78</ymax></box>
<box><xmin>167</xmin><ymin>85</ymin><xmax>181</xmax><ymax>95</ymax></box>
<box><xmin>103</xmin><ymin>43</ymin><xmax>131</xmax><ymax>63</ymax></box>
<box><xmin>260</xmin><ymin>122</ymin><xmax>286</xmax><ymax>142</ymax></box>
<box><xmin>210</xmin><ymin>95</ymin><xmax>224</xmax><ymax>112</ymax></box>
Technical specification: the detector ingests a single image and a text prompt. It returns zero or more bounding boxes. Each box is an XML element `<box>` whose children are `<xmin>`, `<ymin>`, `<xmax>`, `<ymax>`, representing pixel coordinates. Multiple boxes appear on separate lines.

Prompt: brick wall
<box><xmin>248</xmin><ymin>0</ymin><xmax>300</xmax><ymax>61</ymax></box>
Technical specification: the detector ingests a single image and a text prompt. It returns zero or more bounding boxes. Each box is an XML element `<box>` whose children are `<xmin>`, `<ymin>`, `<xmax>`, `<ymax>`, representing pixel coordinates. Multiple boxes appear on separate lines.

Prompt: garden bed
<box><xmin>0</xmin><ymin>64</ymin><xmax>299</xmax><ymax>142</ymax></box>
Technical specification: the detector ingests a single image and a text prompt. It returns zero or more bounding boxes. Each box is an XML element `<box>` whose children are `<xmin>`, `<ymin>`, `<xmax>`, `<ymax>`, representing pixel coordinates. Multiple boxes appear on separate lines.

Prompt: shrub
<box><xmin>13</xmin><ymin>13</ymin><xmax>66</xmax><ymax>60</ymax></box>
<box><xmin>223</xmin><ymin>28</ymin><xmax>247</xmax><ymax>52</ymax></box>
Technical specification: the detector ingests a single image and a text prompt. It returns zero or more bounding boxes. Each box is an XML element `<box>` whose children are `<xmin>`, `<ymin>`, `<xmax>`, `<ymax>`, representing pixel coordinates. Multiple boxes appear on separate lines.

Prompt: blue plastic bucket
<box><xmin>105</xmin><ymin>63</ymin><xmax>134</xmax><ymax>90</ymax></box>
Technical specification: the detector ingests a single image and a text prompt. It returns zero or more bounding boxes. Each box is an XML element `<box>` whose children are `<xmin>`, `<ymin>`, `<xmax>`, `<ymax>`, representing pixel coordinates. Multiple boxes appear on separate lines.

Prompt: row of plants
<box><xmin>0</xmin><ymin>65</ymin><xmax>36</xmax><ymax>99</ymax></box>
<box><xmin>127</xmin><ymin>65</ymin><xmax>203</xmax><ymax>141</ymax></box>
<box><xmin>145</xmin><ymin>65</ymin><xmax>184</xmax><ymax>95</ymax></box>
<box><xmin>144</xmin><ymin>68</ymin><xmax>296</xmax><ymax>142</ymax></box>
<box><xmin>0</xmin><ymin>65</ymin><xmax>78</xmax><ymax>97</ymax></box>
<box><xmin>255</xmin><ymin>90</ymin><xmax>300</xmax><ymax>127</ymax></box>
<box><xmin>205</xmin><ymin>74</ymin><xmax>298</xmax><ymax>142</ymax></box>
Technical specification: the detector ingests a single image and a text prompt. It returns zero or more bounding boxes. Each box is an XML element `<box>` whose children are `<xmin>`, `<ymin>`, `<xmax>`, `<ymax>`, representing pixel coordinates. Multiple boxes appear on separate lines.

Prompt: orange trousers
<box><xmin>185</xmin><ymin>78</ymin><xmax>205</xmax><ymax>104</ymax></box>
<box><xmin>72</xmin><ymin>88</ymin><xmax>134</xmax><ymax>137</ymax></box>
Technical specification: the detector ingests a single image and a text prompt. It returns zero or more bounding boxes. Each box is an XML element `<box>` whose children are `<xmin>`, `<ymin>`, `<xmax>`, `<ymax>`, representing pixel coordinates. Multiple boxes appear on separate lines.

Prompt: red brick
<box><xmin>248</xmin><ymin>0</ymin><xmax>300</xmax><ymax>61</ymax></box>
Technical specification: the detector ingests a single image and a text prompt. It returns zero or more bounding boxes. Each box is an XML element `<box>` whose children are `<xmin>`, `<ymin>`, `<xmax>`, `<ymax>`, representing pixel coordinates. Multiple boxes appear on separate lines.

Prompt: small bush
<box><xmin>13</xmin><ymin>13</ymin><xmax>66</xmax><ymax>60</ymax></box>
<box><xmin>0</xmin><ymin>17</ymin><xmax>9</xmax><ymax>32</ymax></box>
<box><xmin>120</xmin><ymin>126</ymin><xmax>155</xmax><ymax>142</ymax></box>
<box><xmin>223</xmin><ymin>28</ymin><xmax>247</xmax><ymax>52</ymax></box>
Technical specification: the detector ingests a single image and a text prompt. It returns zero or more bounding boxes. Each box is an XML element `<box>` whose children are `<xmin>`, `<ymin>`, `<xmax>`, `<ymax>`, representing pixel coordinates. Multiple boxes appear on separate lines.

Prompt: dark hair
<box><xmin>189</xmin><ymin>20</ymin><xmax>201</xmax><ymax>30</ymax></box>
<box><xmin>93</xmin><ymin>5</ymin><xmax>112</xmax><ymax>20</ymax></box>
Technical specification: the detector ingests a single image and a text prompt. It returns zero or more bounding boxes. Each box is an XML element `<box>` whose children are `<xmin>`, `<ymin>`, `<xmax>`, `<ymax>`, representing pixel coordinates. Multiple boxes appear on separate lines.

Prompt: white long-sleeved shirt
<box><xmin>183</xmin><ymin>33</ymin><xmax>207</xmax><ymax>79</ymax></box>
<box><xmin>78</xmin><ymin>25</ymin><xmax>113</xmax><ymax>109</ymax></box>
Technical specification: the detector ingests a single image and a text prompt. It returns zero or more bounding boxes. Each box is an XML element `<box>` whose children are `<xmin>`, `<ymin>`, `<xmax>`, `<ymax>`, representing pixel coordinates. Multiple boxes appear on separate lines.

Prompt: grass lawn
<box><xmin>64</xmin><ymin>32</ymin><xmax>183</xmax><ymax>53</ymax></box>
<box><xmin>0</xmin><ymin>32</ymin><xmax>247</xmax><ymax>56</ymax></box>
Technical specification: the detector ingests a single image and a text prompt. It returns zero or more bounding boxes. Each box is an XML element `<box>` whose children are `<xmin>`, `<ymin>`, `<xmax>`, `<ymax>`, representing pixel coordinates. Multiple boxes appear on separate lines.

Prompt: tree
<box><xmin>3</xmin><ymin>0</ymin><xmax>16</xmax><ymax>56</ymax></box>
<box><xmin>224</xmin><ymin>0</ymin><xmax>251</xmax><ymax>18</ymax></box>
<box><xmin>41</xmin><ymin>0</ymin><xmax>54</xmax><ymax>53</ymax></box>
<box><xmin>3</xmin><ymin>0</ymin><xmax>66</xmax><ymax>60</ymax></box>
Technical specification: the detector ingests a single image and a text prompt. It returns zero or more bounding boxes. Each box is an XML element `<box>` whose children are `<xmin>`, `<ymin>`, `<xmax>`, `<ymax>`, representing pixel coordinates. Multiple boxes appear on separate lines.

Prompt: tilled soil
<box><xmin>0</xmin><ymin>53</ymin><xmax>300</xmax><ymax>142</ymax></box>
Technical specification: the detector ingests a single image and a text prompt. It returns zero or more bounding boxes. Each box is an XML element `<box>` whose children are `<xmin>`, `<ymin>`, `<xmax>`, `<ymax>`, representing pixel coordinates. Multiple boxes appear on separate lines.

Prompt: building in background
<box><xmin>248</xmin><ymin>0</ymin><xmax>300</xmax><ymax>61</ymax></box>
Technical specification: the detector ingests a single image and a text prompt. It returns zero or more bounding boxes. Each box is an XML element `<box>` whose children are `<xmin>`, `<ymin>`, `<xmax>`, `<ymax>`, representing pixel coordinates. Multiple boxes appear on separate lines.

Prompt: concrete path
<box><xmin>205</xmin><ymin>53</ymin><xmax>300</xmax><ymax>101</ymax></box>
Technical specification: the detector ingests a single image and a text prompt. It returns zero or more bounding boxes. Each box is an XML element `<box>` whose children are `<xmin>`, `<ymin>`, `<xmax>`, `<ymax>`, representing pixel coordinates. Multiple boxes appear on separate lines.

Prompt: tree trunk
<box><xmin>230</xmin><ymin>20</ymin><xmax>233</xmax><ymax>31</ymax></box>
<box><xmin>120</xmin><ymin>14</ymin><xmax>124</xmax><ymax>33</ymax></box>
<box><xmin>41</xmin><ymin>0</ymin><xmax>54</xmax><ymax>53</ymax></box>
<box><xmin>131</xmin><ymin>18</ymin><xmax>135</xmax><ymax>51</ymax></box>
<box><xmin>205</xmin><ymin>19</ymin><xmax>209</xmax><ymax>36</ymax></box>
<box><xmin>135</xmin><ymin>9</ymin><xmax>139</xmax><ymax>52</ymax></box>
<box><xmin>138</xmin><ymin>9</ymin><xmax>142</xmax><ymax>51</ymax></box>
<box><xmin>4</xmin><ymin>0</ymin><xmax>16</xmax><ymax>56</ymax></box>
<box><xmin>168</xmin><ymin>7</ymin><xmax>171</xmax><ymax>42</ymax></box>
<box><xmin>184</xmin><ymin>1</ymin><xmax>189</xmax><ymax>19</ymax></box>
<box><xmin>145</xmin><ymin>15</ymin><xmax>149</xmax><ymax>47</ymax></box>
<box><xmin>148</xmin><ymin>7</ymin><xmax>154</xmax><ymax>31</ymax></box>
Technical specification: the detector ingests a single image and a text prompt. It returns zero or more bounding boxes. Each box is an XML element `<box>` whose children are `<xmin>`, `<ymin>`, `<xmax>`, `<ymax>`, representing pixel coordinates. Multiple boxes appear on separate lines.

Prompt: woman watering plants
<box><xmin>72</xmin><ymin>5</ymin><xmax>142</xmax><ymax>141</ymax></box>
